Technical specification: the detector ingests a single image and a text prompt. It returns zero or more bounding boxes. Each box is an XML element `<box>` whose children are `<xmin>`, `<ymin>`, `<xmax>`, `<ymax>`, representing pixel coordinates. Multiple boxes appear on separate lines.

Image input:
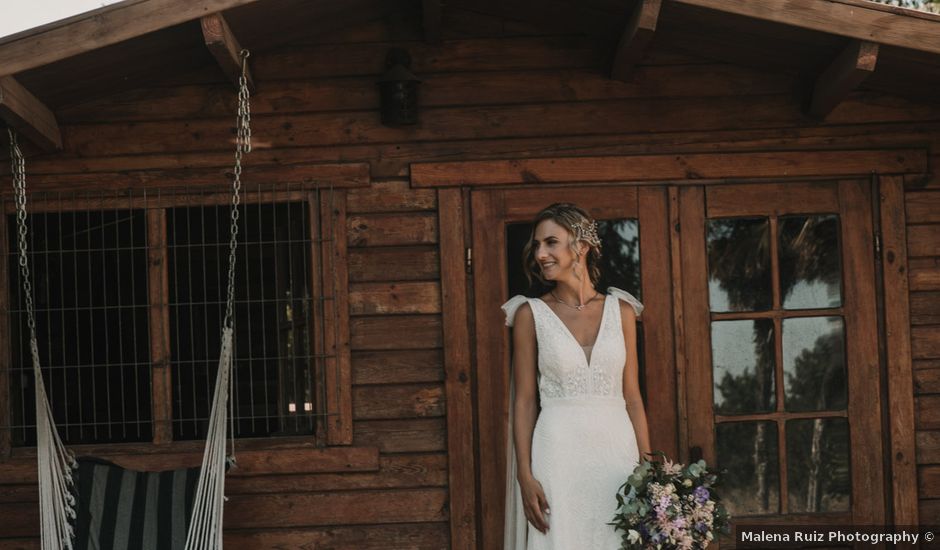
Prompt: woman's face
<box><xmin>533</xmin><ymin>219</ymin><xmax>583</xmax><ymax>280</ymax></box>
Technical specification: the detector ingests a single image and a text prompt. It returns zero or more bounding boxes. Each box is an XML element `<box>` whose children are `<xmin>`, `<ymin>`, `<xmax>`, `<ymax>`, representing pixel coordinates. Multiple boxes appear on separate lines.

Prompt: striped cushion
<box><xmin>71</xmin><ymin>457</ymin><xmax>200</xmax><ymax>550</ymax></box>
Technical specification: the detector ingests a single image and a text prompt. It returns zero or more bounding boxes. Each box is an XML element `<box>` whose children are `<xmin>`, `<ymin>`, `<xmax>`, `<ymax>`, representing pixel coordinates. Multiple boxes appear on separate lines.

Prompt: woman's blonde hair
<box><xmin>521</xmin><ymin>202</ymin><xmax>602</xmax><ymax>290</ymax></box>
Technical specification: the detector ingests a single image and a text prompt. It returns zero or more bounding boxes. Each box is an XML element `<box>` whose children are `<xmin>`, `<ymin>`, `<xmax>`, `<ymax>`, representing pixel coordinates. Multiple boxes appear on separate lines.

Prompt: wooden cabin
<box><xmin>0</xmin><ymin>0</ymin><xmax>939</xmax><ymax>548</ymax></box>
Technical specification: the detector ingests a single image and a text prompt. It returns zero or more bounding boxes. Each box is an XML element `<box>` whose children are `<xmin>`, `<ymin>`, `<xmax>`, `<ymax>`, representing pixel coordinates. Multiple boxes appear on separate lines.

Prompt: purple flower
<box><xmin>693</xmin><ymin>486</ymin><xmax>710</xmax><ymax>504</ymax></box>
<box><xmin>695</xmin><ymin>522</ymin><xmax>708</xmax><ymax>533</ymax></box>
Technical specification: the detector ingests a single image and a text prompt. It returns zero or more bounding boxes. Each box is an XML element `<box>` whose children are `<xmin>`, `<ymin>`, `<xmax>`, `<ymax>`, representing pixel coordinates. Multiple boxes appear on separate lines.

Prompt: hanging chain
<box><xmin>223</xmin><ymin>50</ymin><xmax>251</xmax><ymax>331</ymax></box>
<box><xmin>8</xmin><ymin>129</ymin><xmax>42</xmax><ymax>369</ymax></box>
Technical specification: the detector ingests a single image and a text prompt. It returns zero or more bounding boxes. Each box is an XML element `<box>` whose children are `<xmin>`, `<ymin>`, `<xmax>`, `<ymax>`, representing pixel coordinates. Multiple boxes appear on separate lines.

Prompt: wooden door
<box><xmin>471</xmin><ymin>185</ymin><xmax>675</xmax><ymax>550</ymax></box>
<box><xmin>679</xmin><ymin>181</ymin><xmax>885</xmax><ymax>537</ymax></box>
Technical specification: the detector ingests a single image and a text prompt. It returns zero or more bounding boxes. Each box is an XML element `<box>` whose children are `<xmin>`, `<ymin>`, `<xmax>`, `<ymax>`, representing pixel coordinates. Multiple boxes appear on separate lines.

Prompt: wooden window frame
<box><xmin>0</xmin><ymin>184</ymin><xmax>354</xmax><ymax>461</ymax></box>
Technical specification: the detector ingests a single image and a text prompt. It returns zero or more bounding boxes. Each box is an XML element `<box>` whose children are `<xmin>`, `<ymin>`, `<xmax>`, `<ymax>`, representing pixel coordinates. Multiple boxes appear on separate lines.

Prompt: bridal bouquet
<box><xmin>610</xmin><ymin>451</ymin><xmax>731</xmax><ymax>549</ymax></box>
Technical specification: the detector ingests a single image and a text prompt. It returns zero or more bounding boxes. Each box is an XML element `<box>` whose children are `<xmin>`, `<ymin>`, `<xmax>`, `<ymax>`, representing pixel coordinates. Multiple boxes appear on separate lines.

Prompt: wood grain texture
<box><xmin>671</xmin><ymin>0</ymin><xmax>940</xmax><ymax>55</ymax></box>
<box><xmin>411</xmin><ymin>150</ymin><xmax>927</xmax><ymax>187</ymax></box>
<box><xmin>200</xmin><ymin>12</ymin><xmax>255</xmax><ymax>92</ymax></box>
<box><xmin>808</xmin><ymin>40</ymin><xmax>878</xmax><ymax>119</ymax></box>
<box><xmin>437</xmin><ymin>187</ymin><xmax>477</xmax><ymax>550</ymax></box>
<box><xmin>611</xmin><ymin>0</ymin><xmax>661</xmax><ymax>81</ymax></box>
<box><xmin>146</xmin><ymin>209</ymin><xmax>173</xmax><ymax>444</ymax></box>
<box><xmin>0</xmin><ymin>77</ymin><xmax>61</xmax><ymax>151</ymax></box>
<box><xmin>879</xmin><ymin>174</ymin><xmax>918</xmax><ymax>526</ymax></box>
<box><xmin>0</xmin><ymin>0</ymin><xmax>263</xmax><ymax>77</ymax></box>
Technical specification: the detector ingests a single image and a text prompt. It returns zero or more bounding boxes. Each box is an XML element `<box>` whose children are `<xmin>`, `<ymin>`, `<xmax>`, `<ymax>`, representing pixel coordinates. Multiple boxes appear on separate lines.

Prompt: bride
<box><xmin>501</xmin><ymin>203</ymin><xmax>652</xmax><ymax>549</ymax></box>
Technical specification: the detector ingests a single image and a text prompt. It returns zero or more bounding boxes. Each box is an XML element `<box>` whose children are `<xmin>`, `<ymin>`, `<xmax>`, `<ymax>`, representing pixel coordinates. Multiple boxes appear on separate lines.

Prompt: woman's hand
<box><xmin>518</xmin><ymin>474</ymin><xmax>550</xmax><ymax>533</ymax></box>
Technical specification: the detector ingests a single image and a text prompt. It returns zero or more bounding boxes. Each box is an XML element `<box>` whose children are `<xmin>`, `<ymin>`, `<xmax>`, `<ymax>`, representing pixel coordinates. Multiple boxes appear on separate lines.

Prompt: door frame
<box><xmin>419</xmin><ymin>148</ymin><xmax>927</xmax><ymax>549</ymax></box>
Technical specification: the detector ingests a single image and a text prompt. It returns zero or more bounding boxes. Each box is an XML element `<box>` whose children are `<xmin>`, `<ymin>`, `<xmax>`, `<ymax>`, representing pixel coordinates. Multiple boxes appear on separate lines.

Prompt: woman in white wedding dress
<box><xmin>502</xmin><ymin>203</ymin><xmax>651</xmax><ymax>550</ymax></box>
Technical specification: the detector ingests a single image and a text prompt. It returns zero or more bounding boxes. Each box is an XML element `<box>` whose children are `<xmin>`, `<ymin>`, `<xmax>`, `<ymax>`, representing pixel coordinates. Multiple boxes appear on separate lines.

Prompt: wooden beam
<box><xmin>0</xmin><ymin>0</ymin><xmax>263</xmax><ymax>78</ymax></box>
<box><xmin>808</xmin><ymin>40</ymin><xmax>878</xmax><ymax>119</ymax></box>
<box><xmin>0</xmin><ymin>76</ymin><xmax>61</xmax><ymax>151</ymax></box>
<box><xmin>422</xmin><ymin>0</ymin><xmax>442</xmax><ymax>43</ymax></box>
<box><xmin>200</xmin><ymin>12</ymin><xmax>255</xmax><ymax>93</ymax></box>
<box><xmin>671</xmin><ymin>0</ymin><xmax>940</xmax><ymax>56</ymax></box>
<box><xmin>611</xmin><ymin>0</ymin><xmax>661</xmax><ymax>81</ymax></box>
<box><xmin>410</xmin><ymin>149</ymin><xmax>928</xmax><ymax>187</ymax></box>
<box><xmin>879</xmin><ymin>175</ymin><xmax>919</xmax><ymax>527</ymax></box>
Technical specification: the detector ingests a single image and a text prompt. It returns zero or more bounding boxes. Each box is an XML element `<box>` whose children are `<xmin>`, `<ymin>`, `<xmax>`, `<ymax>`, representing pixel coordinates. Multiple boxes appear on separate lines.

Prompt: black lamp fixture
<box><xmin>377</xmin><ymin>48</ymin><xmax>421</xmax><ymax>126</ymax></box>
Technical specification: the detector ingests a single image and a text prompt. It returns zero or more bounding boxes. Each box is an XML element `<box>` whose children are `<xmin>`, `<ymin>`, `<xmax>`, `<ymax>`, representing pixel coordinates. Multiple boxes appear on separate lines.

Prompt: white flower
<box><xmin>627</xmin><ymin>530</ymin><xmax>641</xmax><ymax>544</ymax></box>
<box><xmin>683</xmin><ymin>479</ymin><xmax>693</xmax><ymax>488</ymax></box>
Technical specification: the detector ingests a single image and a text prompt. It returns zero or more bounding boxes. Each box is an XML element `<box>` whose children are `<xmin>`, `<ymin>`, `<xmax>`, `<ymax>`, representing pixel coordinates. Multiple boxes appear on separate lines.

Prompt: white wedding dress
<box><xmin>502</xmin><ymin>287</ymin><xmax>643</xmax><ymax>550</ymax></box>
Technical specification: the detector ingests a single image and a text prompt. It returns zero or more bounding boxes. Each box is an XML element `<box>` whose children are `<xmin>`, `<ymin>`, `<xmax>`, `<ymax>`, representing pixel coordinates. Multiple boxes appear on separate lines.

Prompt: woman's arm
<box><xmin>511</xmin><ymin>303</ymin><xmax>550</xmax><ymax>532</ymax></box>
<box><xmin>621</xmin><ymin>303</ymin><xmax>652</xmax><ymax>461</ymax></box>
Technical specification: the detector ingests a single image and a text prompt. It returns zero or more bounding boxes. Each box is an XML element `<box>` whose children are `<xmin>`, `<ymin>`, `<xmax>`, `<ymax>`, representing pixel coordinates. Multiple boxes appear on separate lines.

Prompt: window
<box><xmin>3</xmin><ymin>185</ymin><xmax>349</xmax><ymax>448</ymax></box>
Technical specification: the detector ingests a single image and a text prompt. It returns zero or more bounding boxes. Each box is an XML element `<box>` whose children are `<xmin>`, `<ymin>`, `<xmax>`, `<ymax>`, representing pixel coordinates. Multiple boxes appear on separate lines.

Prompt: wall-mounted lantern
<box><xmin>377</xmin><ymin>48</ymin><xmax>421</xmax><ymax>126</ymax></box>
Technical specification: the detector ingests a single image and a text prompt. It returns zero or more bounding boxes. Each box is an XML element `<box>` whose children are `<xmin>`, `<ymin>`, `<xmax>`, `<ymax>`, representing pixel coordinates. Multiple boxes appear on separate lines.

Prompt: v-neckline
<box><xmin>534</xmin><ymin>294</ymin><xmax>610</xmax><ymax>368</ymax></box>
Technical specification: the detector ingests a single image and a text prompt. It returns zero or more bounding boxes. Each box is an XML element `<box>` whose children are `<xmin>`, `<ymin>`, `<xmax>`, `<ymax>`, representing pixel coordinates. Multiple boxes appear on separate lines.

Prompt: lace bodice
<box><xmin>501</xmin><ymin>287</ymin><xmax>643</xmax><ymax>402</ymax></box>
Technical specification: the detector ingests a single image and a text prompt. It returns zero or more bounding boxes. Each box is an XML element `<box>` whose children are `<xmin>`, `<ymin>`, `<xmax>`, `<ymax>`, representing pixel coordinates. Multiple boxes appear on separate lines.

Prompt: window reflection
<box><xmin>707</xmin><ymin>218</ymin><xmax>771</xmax><ymax>312</ymax></box>
<box><xmin>787</xmin><ymin>417</ymin><xmax>850</xmax><ymax>513</ymax></box>
<box><xmin>712</xmin><ymin>319</ymin><xmax>775</xmax><ymax>414</ymax></box>
<box><xmin>783</xmin><ymin>317</ymin><xmax>847</xmax><ymax>412</ymax></box>
<box><xmin>716</xmin><ymin>421</ymin><xmax>779</xmax><ymax>516</ymax></box>
<box><xmin>779</xmin><ymin>215</ymin><xmax>842</xmax><ymax>310</ymax></box>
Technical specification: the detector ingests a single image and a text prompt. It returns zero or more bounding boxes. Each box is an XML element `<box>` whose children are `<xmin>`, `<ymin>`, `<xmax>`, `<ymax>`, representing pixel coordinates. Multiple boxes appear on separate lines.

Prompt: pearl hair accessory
<box><xmin>574</xmin><ymin>218</ymin><xmax>601</xmax><ymax>248</ymax></box>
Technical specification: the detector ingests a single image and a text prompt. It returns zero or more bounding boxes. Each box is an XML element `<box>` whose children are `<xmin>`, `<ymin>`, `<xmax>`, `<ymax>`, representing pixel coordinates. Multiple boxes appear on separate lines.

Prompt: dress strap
<box><xmin>607</xmin><ymin>286</ymin><xmax>644</xmax><ymax>318</ymax></box>
<box><xmin>500</xmin><ymin>295</ymin><xmax>529</xmax><ymax>327</ymax></box>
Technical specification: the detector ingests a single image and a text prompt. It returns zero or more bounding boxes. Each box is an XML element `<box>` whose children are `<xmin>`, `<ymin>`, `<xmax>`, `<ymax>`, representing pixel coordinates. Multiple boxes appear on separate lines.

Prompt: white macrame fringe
<box><xmin>184</xmin><ymin>327</ymin><xmax>234</xmax><ymax>550</ymax></box>
<box><xmin>34</xmin><ymin>338</ymin><xmax>77</xmax><ymax>550</ymax></box>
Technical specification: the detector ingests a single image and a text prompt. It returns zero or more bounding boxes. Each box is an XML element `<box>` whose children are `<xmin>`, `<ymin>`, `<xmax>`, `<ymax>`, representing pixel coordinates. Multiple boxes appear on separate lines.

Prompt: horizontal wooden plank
<box><xmin>501</xmin><ymin>185</ymin><xmax>638</xmax><ymax>220</ymax></box>
<box><xmin>1</xmin><ymin>162</ymin><xmax>369</xmax><ymax>194</ymax></box>
<box><xmin>56</xmin><ymin>96</ymin><xmax>939</xmax><ymax>158</ymax></box>
<box><xmin>8</xmin><ymin>119</ymin><xmax>940</xmax><ymax>181</ymax></box>
<box><xmin>353</xmin><ymin>349</ymin><xmax>444</xmax><ymax>385</ymax></box>
<box><xmin>0</xmin><ymin>446</ymin><xmax>380</xmax><ymax>484</ymax></box>
<box><xmin>249</xmin><ymin>36</ymin><xmax>606</xmax><ymax>79</ymax></box>
<box><xmin>915</xmin><ymin>368</ymin><xmax>940</xmax><ymax>395</ymax></box>
<box><xmin>906</xmin><ymin>191</ymin><xmax>940</xmax><ymax>224</ymax></box>
<box><xmin>350</xmin><ymin>315</ymin><xmax>442</xmax><ymax>350</ymax></box>
<box><xmin>918</xmin><ymin>430</ymin><xmax>940</xmax><ymax>464</ymax></box>
<box><xmin>226</xmin><ymin>453</ymin><xmax>447</xmax><ymax>494</ymax></box>
<box><xmin>353</xmin><ymin>383</ymin><xmax>446</xmax><ymax>420</ymax></box>
<box><xmin>916</xmin><ymin>395</ymin><xmax>940</xmax><ymax>430</ymax></box>
<box><xmin>913</xmin><ymin>292</ymin><xmax>940</xmax><ymax>325</ymax></box>
<box><xmin>348</xmin><ymin>245</ymin><xmax>440</xmax><ymax>282</ymax></box>
<box><xmin>350</xmin><ymin>281</ymin><xmax>441</xmax><ymax>315</ymax></box>
<box><xmin>353</xmin><ymin>419</ymin><xmax>446</xmax><ymax>453</ymax></box>
<box><xmin>223</xmin><ymin>522</ymin><xmax>449</xmax><ymax>550</ymax></box>
<box><xmin>920</xmin><ymin>499</ymin><xmax>940</xmax><ymax>523</ymax></box>
<box><xmin>0</xmin><ymin>76</ymin><xmax>62</xmax><ymax>151</ymax></box>
<box><xmin>909</xmin><ymin>225</ymin><xmax>940</xmax><ymax>257</ymax></box>
<box><xmin>1</xmin><ymin>488</ymin><xmax>448</xmax><ymax>535</ymax></box>
<box><xmin>914</xmin><ymin>326</ymin><xmax>940</xmax><ymax>359</ymax></box>
<box><xmin>920</xmin><ymin>465</ymin><xmax>940</xmax><ymax>499</ymax></box>
<box><xmin>347</xmin><ymin>180</ymin><xmax>436</xmax><ymax>213</ymax></box>
<box><xmin>911</xmin><ymin>258</ymin><xmax>940</xmax><ymax>292</ymax></box>
<box><xmin>412</xmin><ymin>149</ymin><xmax>927</xmax><ymax>187</ymax></box>
<box><xmin>348</xmin><ymin>213</ymin><xmax>438</xmax><ymax>247</ymax></box>
<box><xmin>707</xmin><ymin>181</ymin><xmax>839</xmax><ymax>217</ymax></box>
<box><xmin>57</xmin><ymin>64</ymin><xmax>796</xmax><ymax>123</ymax></box>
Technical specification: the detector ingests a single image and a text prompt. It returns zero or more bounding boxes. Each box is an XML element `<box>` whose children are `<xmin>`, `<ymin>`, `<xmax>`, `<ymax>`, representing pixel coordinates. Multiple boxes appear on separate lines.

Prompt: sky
<box><xmin>0</xmin><ymin>0</ymin><xmax>124</xmax><ymax>40</ymax></box>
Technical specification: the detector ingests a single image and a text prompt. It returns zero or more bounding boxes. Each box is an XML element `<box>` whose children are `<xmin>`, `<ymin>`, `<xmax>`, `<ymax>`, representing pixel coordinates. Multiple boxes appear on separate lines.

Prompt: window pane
<box><xmin>8</xmin><ymin>209</ymin><xmax>151</xmax><ymax>445</ymax></box>
<box><xmin>779</xmin><ymin>215</ymin><xmax>842</xmax><ymax>310</ymax></box>
<box><xmin>712</xmin><ymin>319</ymin><xmax>775</xmax><ymax>414</ymax></box>
<box><xmin>169</xmin><ymin>201</ymin><xmax>314</xmax><ymax>440</ymax></box>
<box><xmin>783</xmin><ymin>317</ymin><xmax>846</xmax><ymax>412</ymax></box>
<box><xmin>786</xmin><ymin>417</ymin><xmax>850</xmax><ymax>513</ymax></box>
<box><xmin>716</xmin><ymin>421</ymin><xmax>779</xmax><ymax>516</ymax></box>
<box><xmin>707</xmin><ymin>218</ymin><xmax>771</xmax><ymax>312</ymax></box>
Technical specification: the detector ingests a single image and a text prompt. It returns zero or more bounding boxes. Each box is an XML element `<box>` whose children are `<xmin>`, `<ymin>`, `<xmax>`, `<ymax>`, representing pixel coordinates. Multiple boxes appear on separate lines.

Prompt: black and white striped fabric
<box><xmin>71</xmin><ymin>457</ymin><xmax>200</xmax><ymax>550</ymax></box>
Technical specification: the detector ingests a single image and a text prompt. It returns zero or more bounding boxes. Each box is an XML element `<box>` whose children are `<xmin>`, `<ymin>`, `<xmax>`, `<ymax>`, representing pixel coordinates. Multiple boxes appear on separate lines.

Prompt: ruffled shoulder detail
<box><xmin>500</xmin><ymin>295</ymin><xmax>529</xmax><ymax>327</ymax></box>
<box><xmin>608</xmin><ymin>286</ymin><xmax>644</xmax><ymax>319</ymax></box>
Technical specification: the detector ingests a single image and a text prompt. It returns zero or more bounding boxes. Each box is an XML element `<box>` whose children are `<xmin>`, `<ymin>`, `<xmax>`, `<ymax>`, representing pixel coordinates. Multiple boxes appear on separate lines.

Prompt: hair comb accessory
<box><xmin>574</xmin><ymin>218</ymin><xmax>601</xmax><ymax>248</ymax></box>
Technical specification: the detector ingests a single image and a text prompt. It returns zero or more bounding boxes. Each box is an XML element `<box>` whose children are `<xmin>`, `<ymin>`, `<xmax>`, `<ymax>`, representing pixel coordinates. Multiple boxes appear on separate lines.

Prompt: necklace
<box><xmin>551</xmin><ymin>290</ymin><xmax>601</xmax><ymax>311</ymax></box>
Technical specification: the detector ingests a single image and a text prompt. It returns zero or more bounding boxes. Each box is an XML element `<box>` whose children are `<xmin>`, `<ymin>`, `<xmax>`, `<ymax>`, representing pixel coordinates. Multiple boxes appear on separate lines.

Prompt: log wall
<box><xmin>1</xmin><ymin>6</ymin><xmax>939</xmax><ymax>547</ymax></box>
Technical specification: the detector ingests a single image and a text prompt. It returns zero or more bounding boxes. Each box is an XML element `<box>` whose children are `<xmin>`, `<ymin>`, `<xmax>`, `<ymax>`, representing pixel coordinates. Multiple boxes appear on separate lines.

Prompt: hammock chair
<box><xmin>6</xmin><ymin>50</ymin><xmax>253</xmax><ymax>550</ymax></box>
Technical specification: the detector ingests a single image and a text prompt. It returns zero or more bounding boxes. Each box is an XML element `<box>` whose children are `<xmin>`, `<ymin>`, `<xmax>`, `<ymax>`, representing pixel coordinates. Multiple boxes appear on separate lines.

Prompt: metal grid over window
<box><xmin>2</xmin><ymin>184</ymin><xmax>338</xmax><ymax>446</ymax></box>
